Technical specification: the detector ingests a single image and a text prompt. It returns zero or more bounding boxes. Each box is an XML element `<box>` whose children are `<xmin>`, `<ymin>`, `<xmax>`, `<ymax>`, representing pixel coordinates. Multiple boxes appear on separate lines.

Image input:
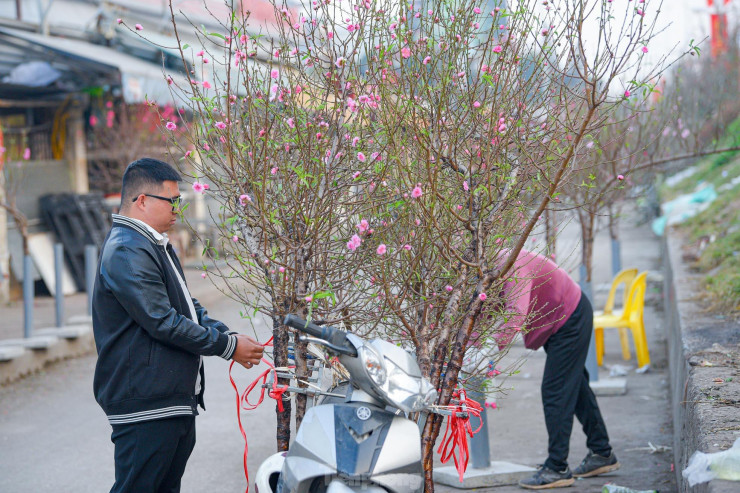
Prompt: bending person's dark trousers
<box><xmin>110</xmin><ymin>416</ymin><xmax>196</xmax><ymax>493</ymax></box>
<box><xmin>541</xmin><ymin>292</ymin><xmax>611</xmax><ymax>472</ymax></box>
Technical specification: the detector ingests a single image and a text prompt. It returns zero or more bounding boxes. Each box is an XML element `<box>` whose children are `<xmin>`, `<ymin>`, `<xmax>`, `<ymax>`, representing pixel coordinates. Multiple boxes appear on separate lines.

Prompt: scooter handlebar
<box><xmin>283</xmin><ymin>314</ymin><xmax>358</xmax><ymax>357</ymax></box>
<box><xmin>283</xmin><ymin>314</ymin><xmax>327</xmax><ymax>338</ymax></box>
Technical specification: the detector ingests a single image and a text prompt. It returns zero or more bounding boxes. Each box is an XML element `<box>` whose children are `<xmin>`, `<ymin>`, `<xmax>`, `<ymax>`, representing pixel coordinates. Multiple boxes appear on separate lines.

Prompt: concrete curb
<box><xmin>0</xmin><ymin>325</ymin><xmax>94</xmax><ymax>386</ymax></box>
<box><xmin>663</xmin><ymin>230</ymin><xmax>739</xmax><ymax>493</ymax></box>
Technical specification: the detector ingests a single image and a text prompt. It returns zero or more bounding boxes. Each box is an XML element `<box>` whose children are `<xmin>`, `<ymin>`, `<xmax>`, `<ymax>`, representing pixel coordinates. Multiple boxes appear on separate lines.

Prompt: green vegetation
<box><xmin>662</xmin><ymin>117</ymin><xmax>740</xmax><ymax>315</ymax></box>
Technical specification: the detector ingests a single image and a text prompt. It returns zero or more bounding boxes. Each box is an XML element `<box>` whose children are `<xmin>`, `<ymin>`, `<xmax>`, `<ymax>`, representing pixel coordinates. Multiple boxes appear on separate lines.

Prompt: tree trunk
<box><xmin>544</xmin><ymin>208</ymin><xmax>557</xmax><ymax>260</ymax></box>
<box><xmin>422</xmin><ymin>412</ymin><xmax>443</xmax><ymax>492</ymax></box>
<box><xmin>607</xmin><ymin>204</ymin><xmax>619</xmax><ymax>241</ymax></box>
<box><xmin>273</xmin><ymin>319</ymin><xmax>292</xmax><ymax>452</ymax></box>
<box><xmin>579</xmin><ymin>209</ymin><xmax>596</xmax><ymax>283</ymax></box>
<box><xmin>293</xmin><ymin>334</ymin><xmax>309</xmax><ymax>431</ymax></box>
<box><xmin>293</xmin><ymin>256</ymin><xmax>310</xmax><ymax>430</ymax></box>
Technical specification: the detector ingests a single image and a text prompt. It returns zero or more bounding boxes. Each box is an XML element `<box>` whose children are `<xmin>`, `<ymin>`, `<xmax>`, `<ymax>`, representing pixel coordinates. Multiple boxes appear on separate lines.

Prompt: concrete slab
<box><xmin>36</xmin><ymin>324</ymin><xmax>91</xmax><ymax>340</ymax></box>
<box><xmin>0</xmin><ymin>336</ymin><xmax>59</xmax><ymax>350</ymax></box>
<box><xmin>434</xmin><ymin>462</ymin><xmax>536</xmax><ymax>488</ymax></box>
<box><xmin>0</xmin><ymin>345</ymin><xmax>25</xmax><ymax>362</ymax></box>
<box><xmin>0</xmin><ymin>330</ymin><xmax>95</xmax><ymax>385</ymax></box>
<box><xmin>67</xmin><ymin>314</ymin><xmax>92</xmax><ymax>325</ymax></box>
<box><xmin>590</xmin><ymin>377</ymin><xmax>627</xmax><ymax>396</ymax></box>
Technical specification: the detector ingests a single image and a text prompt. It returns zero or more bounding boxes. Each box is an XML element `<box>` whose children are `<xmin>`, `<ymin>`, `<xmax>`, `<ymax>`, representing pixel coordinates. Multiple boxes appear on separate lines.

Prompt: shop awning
<box><xmin>0</xmin><ymin>27</ymin><xmax>188</xmax><ymax>104</ymax></box>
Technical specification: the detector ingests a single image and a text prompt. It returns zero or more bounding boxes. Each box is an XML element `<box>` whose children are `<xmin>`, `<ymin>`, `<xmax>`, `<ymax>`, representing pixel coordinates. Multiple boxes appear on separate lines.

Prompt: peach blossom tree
<box><xmin>126</xmin><ymin>0</ymin><xmax>677</xmax><ymax>488</ymax></box>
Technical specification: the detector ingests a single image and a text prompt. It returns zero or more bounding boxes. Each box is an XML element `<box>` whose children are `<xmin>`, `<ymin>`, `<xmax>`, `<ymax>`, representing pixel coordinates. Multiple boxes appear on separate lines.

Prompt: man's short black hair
<box><xmin>121</xmin><ymin>158</ymin><xmax>182</xmax><ymax>207</ymax></box>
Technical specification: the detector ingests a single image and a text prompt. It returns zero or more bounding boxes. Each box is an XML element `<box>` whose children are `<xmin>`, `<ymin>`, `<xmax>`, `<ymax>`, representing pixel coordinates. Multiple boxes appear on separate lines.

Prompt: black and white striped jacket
<box><xmin>92</xmin><ymin>214</ymin><xmax>237</xmax><ymax>425</ymax></box>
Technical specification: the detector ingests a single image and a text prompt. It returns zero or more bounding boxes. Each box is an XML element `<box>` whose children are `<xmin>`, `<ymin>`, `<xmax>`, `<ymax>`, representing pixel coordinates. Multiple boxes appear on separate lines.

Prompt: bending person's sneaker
<box><xmin>572</xmin><ymin>450</ymin><xmax>620</xmax><ymax>477</ymax></box>
<box><xmin>519</xmin><ymin>465</ymin><xmax>575</xmax><ymax>489</ymax></box>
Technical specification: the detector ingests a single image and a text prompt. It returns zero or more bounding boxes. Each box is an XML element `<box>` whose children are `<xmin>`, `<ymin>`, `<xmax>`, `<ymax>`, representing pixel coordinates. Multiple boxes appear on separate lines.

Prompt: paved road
<box><xmin>0</xmin><ymin>210</ymin><xmax>676</xmax><ymax>492</ymax></box>
<box><xmin>0</xmin><ymin>274</ymin><xmax>279</xmax><ymax>493</ymax></box>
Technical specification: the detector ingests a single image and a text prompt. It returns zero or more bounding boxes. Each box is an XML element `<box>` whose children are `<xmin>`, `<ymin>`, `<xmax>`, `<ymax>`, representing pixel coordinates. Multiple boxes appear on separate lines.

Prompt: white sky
<box><xmin>506</xmin><ymin>0</ymin><xmax>737</xmax><ymax>85</ymax></box>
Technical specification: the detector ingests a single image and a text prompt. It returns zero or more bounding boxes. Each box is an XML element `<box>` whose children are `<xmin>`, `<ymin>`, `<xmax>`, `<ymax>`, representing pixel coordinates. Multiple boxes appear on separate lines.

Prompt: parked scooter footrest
<box><xmin>273</xmin><ymin>372</ymin><xmax>322</xmax><ymax>383</ymax></box>
<box><xmin>261</xmin><ymin>384</ymin><xmax>326</xmax><ymax>397</ymax></box>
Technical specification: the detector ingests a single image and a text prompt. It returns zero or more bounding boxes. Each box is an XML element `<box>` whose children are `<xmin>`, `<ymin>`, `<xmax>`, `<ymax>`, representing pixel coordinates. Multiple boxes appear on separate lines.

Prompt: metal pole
<box><xmin>23</xmin><ymin>254</ymin><xmax>33</xmax><ymax>338</ymax></box>
<box><xmin>54</xmin><ymin>243</ymin><xmax>64</xmax><ymax>327</ymax></box>
<box><xmin>85</xmin><ymin>245</ymin><xmax>97</xmax><ymax>317</ymax></box>
<box><xmin>465</xmin><ymin>376</ymin><xmax>491</xmax><ymax>469</ymax></box>
<box><xmin>611</xmin><ymin>239</ymin><xmax>622</xmax><ymax>277</ymax></box>
<box><xmin>580</xmin><ymin>264</ymin><xmax>599</xmax><ymax>382</ymax></box>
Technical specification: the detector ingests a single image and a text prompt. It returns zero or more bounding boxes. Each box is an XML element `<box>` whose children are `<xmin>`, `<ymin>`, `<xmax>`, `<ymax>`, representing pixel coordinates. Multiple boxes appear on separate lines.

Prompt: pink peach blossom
<box><xmin>479</xmin><ymin>292</ymin><xmax>487</xmax><ymax>301</ymax></box>
<box><xmin>411</xmin><ymin>186</ymin><xmax>422</xmax><ymax>198</ymax></box>
<box><xmin>376</xmin><ymin>244</ymin><xmax>387</xmax><ymax>255</ymax></box>
<box><xmin>347</xmin><ymin>234</ymin><xmax>362</xmax><ymax>251</ymax></box>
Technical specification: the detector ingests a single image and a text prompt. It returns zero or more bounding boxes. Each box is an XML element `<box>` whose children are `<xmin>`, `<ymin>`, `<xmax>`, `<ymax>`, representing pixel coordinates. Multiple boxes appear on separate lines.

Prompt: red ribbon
<box><xmin>228</xmin><ymin>336</ymin><xmax>294</xmax><ymax>493</ymax></box>
<box><xmin>436</xmin><ymin>389</ymin><xmax>484</xmax><ymax>483</ymax></box>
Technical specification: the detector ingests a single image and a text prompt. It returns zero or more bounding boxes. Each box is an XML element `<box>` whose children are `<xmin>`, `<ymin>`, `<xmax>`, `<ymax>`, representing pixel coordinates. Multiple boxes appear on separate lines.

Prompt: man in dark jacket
<box><xmin>93</xmin><ymin>158</ymin><xmax>264</xmax><ymax>493</ymax></box>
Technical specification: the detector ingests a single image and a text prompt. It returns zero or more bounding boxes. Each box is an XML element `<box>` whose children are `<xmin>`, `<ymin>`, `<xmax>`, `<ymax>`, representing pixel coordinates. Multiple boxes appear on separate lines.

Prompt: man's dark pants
<box><xmin>110</xmin><ymin>416</ymin><xmax>196</xmax><ymax>493</ymax></box>
<box><xmin>541</xmin><ymin>293</ymin><xmax>611</xmax><ymax>472</ymax></box>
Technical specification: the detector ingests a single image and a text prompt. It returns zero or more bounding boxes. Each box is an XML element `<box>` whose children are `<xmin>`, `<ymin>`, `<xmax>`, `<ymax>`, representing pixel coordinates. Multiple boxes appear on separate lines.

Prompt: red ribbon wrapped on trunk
<box><xmin>437</xmin><ymin>389</ymin><xmax>484</xmax><ymax>483</ymax></box>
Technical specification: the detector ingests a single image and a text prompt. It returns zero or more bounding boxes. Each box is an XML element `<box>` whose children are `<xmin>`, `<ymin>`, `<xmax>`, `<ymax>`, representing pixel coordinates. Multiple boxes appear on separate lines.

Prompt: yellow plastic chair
<box><xmin>594</xmin><ymin>271</ymin><xmax>650</xmax><ymax>369</ymax></box>
<box><xmin>593</xmin><ymin>268</ymin><xmax>638</xmax><ymax>363</ymax></box>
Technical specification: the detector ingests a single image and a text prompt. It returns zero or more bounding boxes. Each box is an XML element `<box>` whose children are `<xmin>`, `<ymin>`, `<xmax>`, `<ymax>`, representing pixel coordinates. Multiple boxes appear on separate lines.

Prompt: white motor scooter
<box><xmin>254</xmin><ymin>314</ymin><xmax>438</xmax><ymax>493</ymax></box>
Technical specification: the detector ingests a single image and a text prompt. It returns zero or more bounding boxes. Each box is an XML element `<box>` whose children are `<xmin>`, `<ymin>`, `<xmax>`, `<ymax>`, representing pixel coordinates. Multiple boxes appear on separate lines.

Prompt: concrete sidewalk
<box><xmin>0</xmin><ymin>283</ymin><xmax>94</xmax><ymax>384</ymax></box>
<box><xmin>434</xmin><ymin>210</ymin><xmax>675</xmax><ymax>492</ymax></box>
<box><xmin>0</xmin><ymin>285</ymin><xmax>90</xmax><ymax>341</ymax></box>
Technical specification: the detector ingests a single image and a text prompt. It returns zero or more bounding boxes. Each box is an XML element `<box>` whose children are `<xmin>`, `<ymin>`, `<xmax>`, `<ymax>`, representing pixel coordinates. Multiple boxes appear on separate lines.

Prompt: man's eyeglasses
<box><xmin>134</xmin><ymin>194</ymin><xmax>182</xmax><ymax>207</ymax></box>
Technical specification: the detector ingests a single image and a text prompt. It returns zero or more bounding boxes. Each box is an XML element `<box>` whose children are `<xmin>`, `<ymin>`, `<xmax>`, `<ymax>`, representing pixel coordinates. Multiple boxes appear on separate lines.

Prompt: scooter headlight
<box><xmin>360</xmin><ymin>345</ymin><xmax>387</xmax><ymax>386</ymax></box>
<box><xmin>384</xmin><ymin>359</ymin><xmax>436</xmax><ymax>413</ymax></box>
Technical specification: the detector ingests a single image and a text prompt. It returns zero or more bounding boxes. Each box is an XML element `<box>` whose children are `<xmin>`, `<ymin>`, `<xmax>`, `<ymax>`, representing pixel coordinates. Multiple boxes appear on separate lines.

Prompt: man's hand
<box><xmin>232</xmin><ymin>334</ymin><xmax>264</xmax><ymax>369</ymax></box>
